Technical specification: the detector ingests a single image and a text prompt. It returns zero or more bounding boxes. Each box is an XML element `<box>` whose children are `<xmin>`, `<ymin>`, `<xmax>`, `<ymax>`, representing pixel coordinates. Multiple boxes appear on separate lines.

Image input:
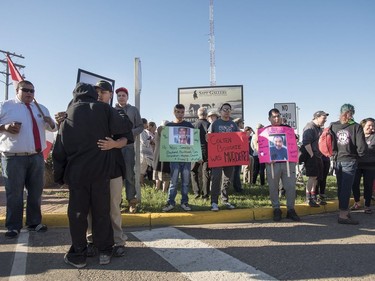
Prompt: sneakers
<box><xmin>27</xmin><ymin>224</ymin><xmax>48</xmax><ymax>232</ymax></box>
<box><xmin>273</xmin><ymin>208</ymin><xmax>282</xmax><ymax>222</ymax></box>
<box><xmin>162</xmin><ymin>204</ymin><xmax>174</xmax><ymax>212</ymax></box>
<box><xmin>5</xmin><ymin>230</ymin><xmax>20</xmax><ymax>239</ymax></box>
<box><xmin>86</xmin><ymin>243</ymin><xmax>98</xmax><ymax>257</ymax></box>
<box><xmin>211</xmin><ymin>203</ymin><xmax>219</xmax><ymax>212</ymax></box>
<box><xmin>64</xmin><ymin>253</ymin><xmax>87</xmax><ymax>269</ymax></box>
<box><xmin>224</xmin><ymin>202</ymin><xmax>235</xmax><ymax>209</ymax></box>
<box><xmin>286</xmin><ymin>209</ymin><xmax>301</xmax><ymax>221</ymax></box>
<box><xmin>350</xmin><ymin>202</ymin><xmax>361</xmax><ymax>210</ymax></box>
<box><xmin>129</xmin><ymin>198</ymin><xmax>138</xmax><ymax>213</ymax></box>
<box><xmin>113</xmin><ymin>245</ymin><xmax>126</xmax><ymax>257</ymax></box>
<box><xmin>338</xmin><ymin>216</ymin><xmax>359</xmax><ymax>225</ymax></box>
<box><xmin>99</xmin><ymin>253</ymin><xmax>111</xmax><ymax>265</ymax></box>
<box><xmin>319</xmin><ymin>199</ymin><xmax>327</xmax><ymax>206</ymax></box>
<box><xmin>308</xmin><ymin>199</ymin><xmax>320</xmax><ymax>208</ymax></box>
<box><xmin>181</xmin><ymin>203</ymin><xmax>192</xmax><ymax>211</ymax></box>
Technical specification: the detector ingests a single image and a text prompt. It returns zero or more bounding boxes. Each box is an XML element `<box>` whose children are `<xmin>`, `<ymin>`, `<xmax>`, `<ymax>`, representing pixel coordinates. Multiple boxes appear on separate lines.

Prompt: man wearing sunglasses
<box><xmin>0</xmin><ymin>80</ymin><xmax>56</xmax><ymax>239</ymax></box>
<box><xmin>207</xmin><ymin>103</ymin><xmax>239</xmax><ymax>211</ymax></box>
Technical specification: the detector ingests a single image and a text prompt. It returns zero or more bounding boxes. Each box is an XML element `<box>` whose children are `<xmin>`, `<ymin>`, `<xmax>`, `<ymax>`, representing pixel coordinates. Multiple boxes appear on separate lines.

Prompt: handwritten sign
<box><xmin>160</xmin><ymin>127</ymin><xmax>202</xmax><ymax>162</ymax></box>
<box><xmin>258</xmin><ymin>126</ymin><xmax>298</xmax><ymax>163</ymax></box>
<box><xmin>207</xmin><ymin>132</ymin><xmax>249</xmax><ymax>168</ymax></box>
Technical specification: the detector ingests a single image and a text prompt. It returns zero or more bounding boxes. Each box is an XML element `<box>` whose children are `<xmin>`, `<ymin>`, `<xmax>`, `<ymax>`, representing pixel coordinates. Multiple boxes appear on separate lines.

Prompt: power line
<box><xmin>0</xmin><ymin>50</ymin><xmax>25</xmax><ymax>100</ymax></box>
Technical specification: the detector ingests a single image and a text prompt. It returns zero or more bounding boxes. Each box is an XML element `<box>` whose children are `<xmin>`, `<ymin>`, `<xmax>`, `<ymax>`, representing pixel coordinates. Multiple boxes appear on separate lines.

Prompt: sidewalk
<box><xmin>0</xmin><ymin>183</ymin><xmax>345</xmax><ymax>228</ymax></box>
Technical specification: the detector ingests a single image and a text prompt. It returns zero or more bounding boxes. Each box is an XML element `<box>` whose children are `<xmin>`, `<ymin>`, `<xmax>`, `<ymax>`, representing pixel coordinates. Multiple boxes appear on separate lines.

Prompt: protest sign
<box><xmin>207</xmin><ymin>132</ymin><xmax>249</xmax><ymax>168</ymax></box>
<box><xmin>258</xmin><ymin>126</ymin><xmax>298</xmax><ymax>163</ymax></box>
<box><xmin>160</xmin><ymin>126</ymin><xmax>202</xmax><ymax>162</ymax></box>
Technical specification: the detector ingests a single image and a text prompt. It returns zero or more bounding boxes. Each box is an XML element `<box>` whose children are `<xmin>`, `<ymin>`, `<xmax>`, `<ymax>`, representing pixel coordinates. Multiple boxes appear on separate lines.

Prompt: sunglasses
<box><xmin>20</xmin><ymin>88</ymin><xmax>35</xmax><ymax>94</ymax></box>
<box><xmin>221</xmin><ymin>108</ymin><xmax>231</xmax><ymax>112</ymax></box>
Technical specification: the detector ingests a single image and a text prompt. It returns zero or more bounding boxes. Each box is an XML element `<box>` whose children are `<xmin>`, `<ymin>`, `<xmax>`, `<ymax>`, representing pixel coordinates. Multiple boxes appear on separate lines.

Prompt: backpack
<box><xmin>318</xmin><ymin>125</ymin><xmax>335</xmax><ymax>157</ymax></box>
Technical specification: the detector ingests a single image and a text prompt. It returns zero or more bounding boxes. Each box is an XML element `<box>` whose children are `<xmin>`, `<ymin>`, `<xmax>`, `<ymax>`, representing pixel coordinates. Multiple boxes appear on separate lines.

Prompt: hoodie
<box><xmin>52</xmin><ymin>83</ymin><xmax>127</xmax><ymax>185</ymax></box>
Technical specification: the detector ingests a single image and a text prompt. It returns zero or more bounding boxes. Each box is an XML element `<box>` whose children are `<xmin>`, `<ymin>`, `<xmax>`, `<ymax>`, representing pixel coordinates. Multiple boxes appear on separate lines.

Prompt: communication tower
<box><xmin>209</xmin><ymin>0</ymin><xmax>216</xmax><ymax>86</ymax></box>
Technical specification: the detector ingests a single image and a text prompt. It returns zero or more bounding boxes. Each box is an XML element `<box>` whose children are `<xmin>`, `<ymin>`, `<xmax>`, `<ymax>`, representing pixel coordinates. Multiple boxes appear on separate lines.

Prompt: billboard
<box><xmin>178</xmin><ymin>85</ymin><xmax>243</xmax><ymax>123</ymax></box>
<box><xmin>76</xmin><ymin>68</ymin><xmax>115</xmax><ymax>106</ymax></box>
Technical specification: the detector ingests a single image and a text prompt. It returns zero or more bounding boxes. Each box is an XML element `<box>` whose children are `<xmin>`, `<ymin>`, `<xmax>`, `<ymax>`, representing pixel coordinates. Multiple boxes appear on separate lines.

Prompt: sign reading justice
<box><xmin>207</xmin><ymin>132</ymin><xmax>249</xmax><ymax>168</ymax></box>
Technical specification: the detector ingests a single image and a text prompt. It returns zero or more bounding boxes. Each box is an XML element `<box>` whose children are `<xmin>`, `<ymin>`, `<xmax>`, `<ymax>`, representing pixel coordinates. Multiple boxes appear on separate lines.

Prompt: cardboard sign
<box><xmin>207</xmin><ymin>132</ymin><xmax>249</xmax><ymax>168</ymax></box>
<box><xmin>160</xmin><ymin>127</ymin><xmax>202</xmax><ymax>162</ymax></box>
<box><xmin>258</xmin><ymin>126</ymin><xmax>298</xmax><ymax>163</ymax></box>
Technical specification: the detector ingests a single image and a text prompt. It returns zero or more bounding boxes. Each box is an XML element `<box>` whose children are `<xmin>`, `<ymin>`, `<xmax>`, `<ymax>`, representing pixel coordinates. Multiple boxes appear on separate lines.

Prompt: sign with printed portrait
<box><xmin>258</xmin><ymin>126</ymin><xmax>298</xmax><ymax>163</ymax></box>
<box><xmin>207</xmin><ymin>132</ymin><xmax>249</xmax><ymax>168</ymax></box>
<box><xmin>160</xmin><ymin>127</ymin><xmax>202</xmax><ymax>162</ymax></box>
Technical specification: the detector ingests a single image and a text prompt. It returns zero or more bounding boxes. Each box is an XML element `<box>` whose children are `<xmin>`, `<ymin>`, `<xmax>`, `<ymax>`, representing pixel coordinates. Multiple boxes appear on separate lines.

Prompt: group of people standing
<box><xmin>1</xmin><ymin>81</ymin><xmax>373</xmax><ymax>269</ymax></box>
<box><xmin>301</xmin><ymin>104</ymin><xmax>374</xmax><ymax>225</ymax></box>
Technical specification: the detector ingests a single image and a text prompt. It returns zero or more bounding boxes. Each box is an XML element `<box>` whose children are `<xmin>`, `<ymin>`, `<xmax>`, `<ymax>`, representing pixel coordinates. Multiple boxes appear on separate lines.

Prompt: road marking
<box><xmin>9</xmin><ymin>231</ymin><xmax>28</xmax><ymax>281</ymax></box>
<box><xmin>132</xmin><ymin>227</ymin><xmax>276</xmax><ymax>281</ymax></box>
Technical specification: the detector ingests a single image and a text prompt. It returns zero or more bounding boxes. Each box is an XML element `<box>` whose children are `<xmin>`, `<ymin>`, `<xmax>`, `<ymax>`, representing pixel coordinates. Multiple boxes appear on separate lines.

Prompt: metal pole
<box><xmin>5</xmin><ymin>63</ymin><xmax>9</xmax><ymax>100</ymax></box>
<box><xmin>134</xmin><ymin>58</ymin><xmax>142</xmax><ymax>202</ymax></box>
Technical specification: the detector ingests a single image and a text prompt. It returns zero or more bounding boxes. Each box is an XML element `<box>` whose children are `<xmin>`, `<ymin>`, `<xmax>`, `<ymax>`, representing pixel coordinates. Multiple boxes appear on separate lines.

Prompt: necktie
<box><xmin>25</xmin><ymin>103</ymin><xmax>42</xmax><ymax>152</ymax></box>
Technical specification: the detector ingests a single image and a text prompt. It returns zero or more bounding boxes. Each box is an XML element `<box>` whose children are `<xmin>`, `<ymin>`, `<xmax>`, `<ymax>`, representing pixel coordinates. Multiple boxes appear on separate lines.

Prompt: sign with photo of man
<box><xmin>160</xmin><ymin>126</ymin><xmax>202</xmax><ymax>162</ymax></box>
<box><xmin>257</xmin><ymin>126</ymin><xmax>298</xmax><ymax>163</ymax></box>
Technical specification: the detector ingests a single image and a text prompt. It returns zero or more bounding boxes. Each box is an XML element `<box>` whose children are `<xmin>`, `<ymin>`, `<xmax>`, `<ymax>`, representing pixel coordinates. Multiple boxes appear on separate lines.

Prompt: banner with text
<box><xmin>160</xmin><ymin>126</ymin><xmax>202</xmax><ymax>162</ymax></box>
<box><xmin>207</xmin><ymin>132</ymin><xmax>249</xmax><ymax>168</ymax></box>
<box><xmin>258</xmin><ymin>126</ymin><xmax>298</xmax><ymax>163</ymax></box>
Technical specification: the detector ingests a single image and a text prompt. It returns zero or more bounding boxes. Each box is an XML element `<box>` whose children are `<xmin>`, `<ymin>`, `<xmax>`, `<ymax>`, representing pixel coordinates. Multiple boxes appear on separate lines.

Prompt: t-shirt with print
<box><xmin>208</xmin><ymin>118</ymin><xmax>239</xmax><ymax>133</ymax></box>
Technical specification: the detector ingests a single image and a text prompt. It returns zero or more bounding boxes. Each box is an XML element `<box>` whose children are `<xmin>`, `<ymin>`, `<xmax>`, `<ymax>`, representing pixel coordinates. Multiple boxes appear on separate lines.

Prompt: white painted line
<box><xmin>132</xmin><ymin>227</ymin><xmax>276</xmax><ymax>281</ymax></box>
<box><xmin>9</xmin><ymin>231</ymin><xmax>28</xmax><ymax>281</ymax></box>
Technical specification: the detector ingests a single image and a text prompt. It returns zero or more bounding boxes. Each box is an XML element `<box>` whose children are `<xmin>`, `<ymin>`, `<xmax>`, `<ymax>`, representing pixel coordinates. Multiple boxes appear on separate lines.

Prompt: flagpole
<box><xmin>33</xmin><ymin>98</ymin><xmax>46</xmax><ymax>118</ymax></box>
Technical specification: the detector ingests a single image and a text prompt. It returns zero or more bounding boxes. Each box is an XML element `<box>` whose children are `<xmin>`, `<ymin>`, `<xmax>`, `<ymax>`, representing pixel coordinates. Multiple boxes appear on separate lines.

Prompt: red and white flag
<box><xmin>6</xmin><ymin>55</ymin><xmax>24</xmax><ymax>90</ymax></box>
<box><xmin>7</xmin><ymin>55</ymin><xmax>54</xmax><ymax>161</ymax></box>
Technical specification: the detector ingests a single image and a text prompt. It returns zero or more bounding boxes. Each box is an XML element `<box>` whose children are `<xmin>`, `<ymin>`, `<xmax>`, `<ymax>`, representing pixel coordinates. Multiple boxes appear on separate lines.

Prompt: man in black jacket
<box><xmin>53</xmin><ymin>83</ymin><xmax>127</xmax><ymax>268</ymax></box>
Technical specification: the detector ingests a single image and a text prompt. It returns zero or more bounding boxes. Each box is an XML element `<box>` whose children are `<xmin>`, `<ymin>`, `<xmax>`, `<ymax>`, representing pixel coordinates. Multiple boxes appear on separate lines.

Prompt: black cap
<box><xmin>313</xmin><ymin>111</ymin><xmax>329</xmax><ymax>119</ymax></box>
<box><xmin>94</xmin><ymin>80</ymin><xmax>113</xmax><ymax>92</ymax></box>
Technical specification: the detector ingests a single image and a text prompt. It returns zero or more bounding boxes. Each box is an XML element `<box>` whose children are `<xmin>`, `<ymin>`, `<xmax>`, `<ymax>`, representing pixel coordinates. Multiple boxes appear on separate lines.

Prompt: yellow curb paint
<box><xmin>253</xmin><ymin>208</ymin><xmax>274</xmax><ymax>220</ymax></box>
<box><xmin>0</xmin><ymin>200</ymin><xmax>343</xmax><ymax>227</ymax></box>
<box><xmin>122</xmin><ymin>213</ymin><xmax>151</xmax><ymax>227</ymax></box>
<box><xmin>151</xmin><ymin>209</ymin><xmax>253</xmax><ymax>226</ymax></box>
<box><xmin>42</xmin><ymin>213</ymin><xmax>69</xmax><ymax>227</ymax></box>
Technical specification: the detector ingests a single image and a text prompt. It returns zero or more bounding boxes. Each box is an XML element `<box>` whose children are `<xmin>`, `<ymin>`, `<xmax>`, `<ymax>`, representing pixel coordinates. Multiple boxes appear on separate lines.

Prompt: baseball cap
<box><xmin>207</xmin><ymin>111</ymin><xmax>219</xmax><ymax>117</ymax></box>
<box><xmin>233</xmin><ymin>118</ymin><xmax>244</xmax><ymax>124</ymax></box>
<box><xmin>94</xmin><ymin>80</ymin><xmax>113</xmax><ymax>92</ymax></box>
<box><xmin>115</xmin><ymin>87</ymin><xmax>129</xmax><ymax>95</ymax></box>
<box><xmin>313</xmin><ymin>111</ymin><xmax>329</xmax><ymax>119</ymax></box>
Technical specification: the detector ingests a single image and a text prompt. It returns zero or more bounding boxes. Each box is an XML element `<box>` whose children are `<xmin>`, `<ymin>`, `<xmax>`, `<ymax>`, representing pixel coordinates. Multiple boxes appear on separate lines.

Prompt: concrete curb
<box><xmin>0</xmin><ymin>199</ymin><xmax>350</xmax><ymax>228</ymax></box>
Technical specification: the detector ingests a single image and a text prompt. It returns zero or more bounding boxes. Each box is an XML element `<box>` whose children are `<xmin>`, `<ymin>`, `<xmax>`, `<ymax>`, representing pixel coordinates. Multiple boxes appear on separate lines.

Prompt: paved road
<box><xmin>1</xmin><ymin>211</ymin><xmax>374</xmax><ymax>281</ymax></box>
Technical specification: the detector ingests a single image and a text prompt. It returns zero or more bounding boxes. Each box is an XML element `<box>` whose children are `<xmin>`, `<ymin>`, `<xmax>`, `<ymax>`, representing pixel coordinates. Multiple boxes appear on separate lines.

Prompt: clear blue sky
<box><xmin>2</xmin><ymin>0</ymin><xmax>374</xmax><ymax>135</ymax></box>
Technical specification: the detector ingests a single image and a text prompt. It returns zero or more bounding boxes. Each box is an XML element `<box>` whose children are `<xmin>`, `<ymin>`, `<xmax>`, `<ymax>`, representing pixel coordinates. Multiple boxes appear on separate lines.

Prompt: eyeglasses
<box><xmin>221</xmin><ymin>108</ymin><xmax>231</xmax><ymax>112</ymax></box>
<box><xmin>20</xmin><ymin>88</ymin><xmax>35</xmax><ymax>94</ymax></box>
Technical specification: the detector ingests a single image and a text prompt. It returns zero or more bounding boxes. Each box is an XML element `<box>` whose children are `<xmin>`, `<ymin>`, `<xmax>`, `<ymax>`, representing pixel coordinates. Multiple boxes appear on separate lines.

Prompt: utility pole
<box><xmin>0</xmin><ymin>50</ymin><xmax>25</xmax><ymax>100</ymax></box>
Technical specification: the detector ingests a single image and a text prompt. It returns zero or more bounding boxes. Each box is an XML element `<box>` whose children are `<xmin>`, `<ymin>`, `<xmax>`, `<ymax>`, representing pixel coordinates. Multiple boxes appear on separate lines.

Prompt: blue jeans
<box><xmin>121</xmin><ymin>144</ymin><xmax>137</xmax><ymax>201</ymax></box>
<box><xmin>2</xmin><ymin>153</ymin><xmax>44</xmax><ymax>230</ymax></box>
<box><xmin>334</xmin><ymin>161</ymin><xmax>357</xmax><ymax>210</ymax></box>
<box><xmin>167</xmin><ymin>162</ymin><xmax>191</xmax><ymax>206</ymax></box>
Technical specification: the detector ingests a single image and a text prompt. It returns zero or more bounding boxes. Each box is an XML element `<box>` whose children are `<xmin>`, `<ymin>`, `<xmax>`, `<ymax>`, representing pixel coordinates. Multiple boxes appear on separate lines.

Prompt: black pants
<box><xmin>252</xmin><ymin>156</ymin><xmax>265</xmax><ymax>185</ymax></box>
<box><xmin>68</xmin><ymin>179</ymin><xmax>114</xmax><ymax>255</ymax></box>
<box><xmin>191</xmin><ymin>161</ymin><xmax>210</xmax><ymax>198</ymax></box>
<box><xmin>316</xmin><ymin>158</ymin><xmax>330</xmax><ymax>195</ymax></box>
